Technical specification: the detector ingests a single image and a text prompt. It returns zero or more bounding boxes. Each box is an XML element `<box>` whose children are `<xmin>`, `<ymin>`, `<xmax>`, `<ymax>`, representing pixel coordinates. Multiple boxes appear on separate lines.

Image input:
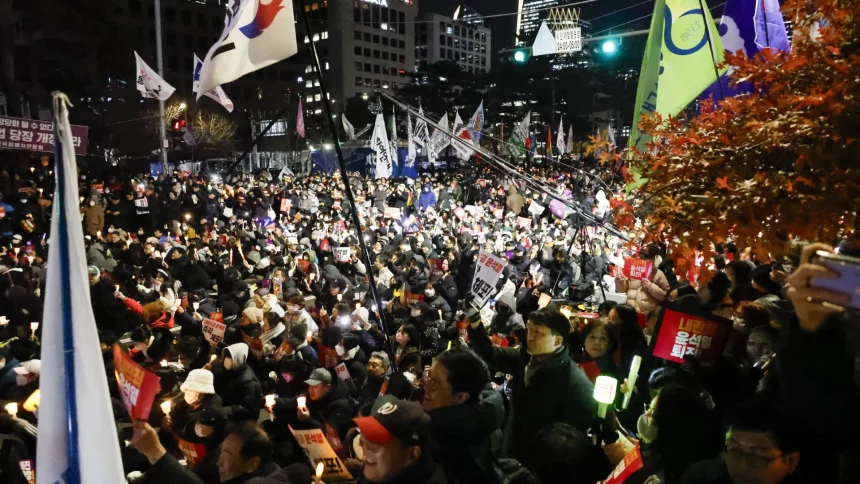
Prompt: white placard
<box><xmin>333</xmin><ymin>246</ymin><xmax>351</xmax><ymax>263</ymax></box>
<box><xmin>471</xmin><ymin>250</ymin><xmax>507</xmax><ymax>308</ymax></box>
<box><xmin>202</xmin><ymin>318</ymin><xmax>226</xmax><ymax>346</ymax></box>
<box><xmin>555</xmin><ymin>27</ymin><xmax>582</xmax><ymax>54</ymax></box>
<box><xmin>528</xmin><ymin>202</ymin><xmax>545</xmax><ymax>216</ymax></box>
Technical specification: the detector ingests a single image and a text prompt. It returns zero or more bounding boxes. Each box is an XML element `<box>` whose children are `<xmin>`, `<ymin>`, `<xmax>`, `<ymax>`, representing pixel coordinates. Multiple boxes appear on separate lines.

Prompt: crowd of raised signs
<box><xmin>0</xmin><ymin>158</ymin><xmax>856</xmax><ymax>484</ymax></box>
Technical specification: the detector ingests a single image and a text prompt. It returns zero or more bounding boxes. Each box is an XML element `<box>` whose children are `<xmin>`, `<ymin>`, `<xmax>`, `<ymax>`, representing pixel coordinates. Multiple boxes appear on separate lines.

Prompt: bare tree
<box><xmin>189</xmin><ymin>111</ymin><xmax>236</xmax><ymax>151</ymax></box>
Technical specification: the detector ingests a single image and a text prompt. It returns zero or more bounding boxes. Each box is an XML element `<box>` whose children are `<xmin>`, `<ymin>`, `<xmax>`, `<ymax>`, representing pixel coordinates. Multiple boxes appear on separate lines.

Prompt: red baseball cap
<box><xmin>353</xmin><ymin>395</ymin><xmax>430</xmax><ymax>447</ymax></box>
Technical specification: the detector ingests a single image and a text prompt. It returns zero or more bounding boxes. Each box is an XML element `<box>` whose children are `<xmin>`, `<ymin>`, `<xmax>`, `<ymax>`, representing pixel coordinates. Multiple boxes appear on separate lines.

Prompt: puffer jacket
<box><xmin>615</xmin><ymin>266</ymin><xmax>670</xmax><ymax>315</ymax></box>
<box><xmin>218</xmin><ymin>343</ymin><xmax>264</xmax><ymax>421</ymax></box>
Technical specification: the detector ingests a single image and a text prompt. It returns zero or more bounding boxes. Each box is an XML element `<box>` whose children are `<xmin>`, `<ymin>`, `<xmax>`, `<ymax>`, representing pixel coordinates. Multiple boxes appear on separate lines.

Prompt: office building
<box><xmin>415</xmin><ymin>9</ymin><xmax>492</xmax><ymax>74</ymax></box>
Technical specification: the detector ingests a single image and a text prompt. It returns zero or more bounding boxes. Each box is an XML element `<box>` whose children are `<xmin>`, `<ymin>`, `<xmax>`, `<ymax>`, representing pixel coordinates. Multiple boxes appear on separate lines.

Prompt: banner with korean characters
<box><xmin>289</xmin><ymin>426</ymin><xmax>353</xmax><ymax>481</ymax></box>
<box><xmin>202</xmin><ymin>318</ymin><xmax>226</xmax><ymax>346</ymax></box>
<box><xmin>470</xmin><ymin>250</ymin><xmax>506</xmax><ymax>308</ymax></box>
<box><xmin>649</xmin><ymin>305</ymin><xmax>732</xmax><ymax>365</ymax></box>
<box><xmin>113</xmin><ymin>344</ymin><xmax>161</xmax><ymax>420</ymax></box>
<box><xmin>174</xmin><ymin>433</ymin><xmax>207</xmax><ymax>468</ymax></box>
<box><xmin>0</xmin><ymin>115</ymin><xmax>88</xmax><ymax>155</ymax></box>
<box><xmin>622</xmin><ymin>258</ymin><xmax>653</xmax><ymax>281</ymax></box>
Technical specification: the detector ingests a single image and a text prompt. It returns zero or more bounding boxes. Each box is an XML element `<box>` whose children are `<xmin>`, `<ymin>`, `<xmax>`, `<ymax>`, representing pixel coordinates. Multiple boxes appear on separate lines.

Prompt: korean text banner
<box><xmin>0</xmin><ymin>116</ymin><xmax>87</xmax><ymax>156</ymax></box>
<box><xmin>113</xmin><ymin>344</ymin><xmax>161</xmax><ymax>420</ymax></box>
<box><xmin>650</xmin><ymin>306</ymin><xmax>732</xmax><ymax>365</ymax></box>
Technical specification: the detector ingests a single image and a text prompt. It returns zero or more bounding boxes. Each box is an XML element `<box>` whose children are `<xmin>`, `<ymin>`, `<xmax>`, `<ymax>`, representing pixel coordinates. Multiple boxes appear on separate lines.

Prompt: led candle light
<box><xmin>593</xmin><ymin>375</ymin><xmax>618</xmax><ymax>419</ymax></box>
<box><xmin>210</xmin><ymin>354</ymin><xmax>217</xmax><ymax>362</ymax></box>
<box><xmin>193</xmin><ymin>302</ymin><xmax>200</xmax><ymax>312</ymax></box>
<box><xmin>160</xmin><ymin>400</ymin><xmax>172</xmax><ymax>415</ymax></box>
<box><xmin>265</xmin><ymin>394</ymin><xmax>276</xmax><ymax>420</ymax></box>
<box><xmin>5</xmin><ymin>402</ymin><xmax>17</xmax><ymax>418</ymax></box>
<box><xmin>621</xmin><ymin>355</ymin><xmax>642</xmax><ymax>410</ymax></box>
<box><xmin>30</xmin><ymin>322</ymin><xmax>39</xmax><ymax>333</ymax></box>
<box><xmin>160</xmin><ymin>360</ymin><xmax>168</xmax><ymax>367</ymax></box>
<box><xmin>297</xmin><ymin>396</ymin><xmax>307</xmax><ymax>409</ymax></box>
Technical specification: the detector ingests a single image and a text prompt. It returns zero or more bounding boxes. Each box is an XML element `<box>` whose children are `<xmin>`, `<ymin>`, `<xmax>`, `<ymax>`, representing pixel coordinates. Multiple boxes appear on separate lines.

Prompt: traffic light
<box><xmin>598</xmin><ymin>38</ymin><xmax>620</xmax><ymax>56</ymax></box>
<box><xmin>513</xmin><ymin>48</ymin><xmax>530</xmax><ymax>64</ymax></box>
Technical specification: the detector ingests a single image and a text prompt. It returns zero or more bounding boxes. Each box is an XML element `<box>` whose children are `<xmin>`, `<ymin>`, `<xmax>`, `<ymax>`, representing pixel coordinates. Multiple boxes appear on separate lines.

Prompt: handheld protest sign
<box><xmin>333</xmin><ymin>246</ymin><xmax>351</xmax><ymax>263</ymax></box>
<box><xmin>289</xmin><ymin>426</ymin><xmax>353</xmax><ymax>481</ymax></box>
<box><xmin>528</xmin><ymin>201</ymin><xmax>545</xmax><ymax>216</ymax></box>
<box><xmin>242</xmin><ymin>333</ymin><xmax>265</xmax><ymax>359</ymax></box>
<box><xmin>470</xmin><ymin>251</ymin><xmax>506</xmax><ymax>308</ymax></box>
<box><xmin>113</xmin><ymin>344</ymin><xmax>161</xmax><ymax>420</ymax></box>
<box><xmin>174</xmin><ymin>433</ymin><xmax>207</xmax><ymax>468</ymax></box>
<box><xmin>622</xmin><ymin>258</ymin><xmax>653</xmax><ymax>281</ymax></box>
<box><xmin>202</xmin><ymin>318</ymin><xmax>226</xmax><ymax>346</ymax></box>
<box><xmin>599</xmin><ymin>445</ymin><xmax>644</xmax><ymax>484</ymax></box>
<box><xmin>648</xmin><ymin>303</ymin><xmax>732</xmax><ymax>365</ymax></box>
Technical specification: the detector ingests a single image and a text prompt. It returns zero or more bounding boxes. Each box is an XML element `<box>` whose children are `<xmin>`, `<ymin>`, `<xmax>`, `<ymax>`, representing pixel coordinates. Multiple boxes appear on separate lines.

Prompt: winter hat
<box><xmin>353</xmin><ymin>395</ymin><xmax>432</xmax><ymax>447</ymax></box>
<box><xmin>243</xmin><ymin>307</ymin><xmax>264</xmax><ymax>324</ymax></box>
<box><xmin>353</xmin><ymin>307</ymin><xmax>370</xmax><ymax>325</ymax></box>
<box><xmin>305</xmin><ymin>367</ymin><xmax>333</xmax><ymax>386</ymax></box>
<box><xmin>180</xmin><ymin>369</ymin><xmax>215</xmax><ymax>394</ymax></box>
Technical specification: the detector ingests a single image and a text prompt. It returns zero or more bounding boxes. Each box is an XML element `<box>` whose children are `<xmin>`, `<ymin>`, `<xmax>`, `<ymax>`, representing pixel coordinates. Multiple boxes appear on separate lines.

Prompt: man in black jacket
<box><xmin>423</xmin><ymin>348</ymin><xmax>504</xmax><ymax>484</ymax></box>
<box><xmin>294</xmin><ymin>367</ymin><xmax>355</xmax><ymax>442</ymax></box>
<box><xmin>468</xmin><ymin>308</ymin><xmax>595</xmax><ymax>469</ymax></box>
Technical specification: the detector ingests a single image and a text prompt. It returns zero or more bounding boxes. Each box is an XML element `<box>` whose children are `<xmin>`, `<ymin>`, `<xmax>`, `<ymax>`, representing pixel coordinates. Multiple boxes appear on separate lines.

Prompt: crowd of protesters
<box><xmin>0</xmin><ymin>156</ymin><xmax>857</xmax><ymax>484</ymax></box>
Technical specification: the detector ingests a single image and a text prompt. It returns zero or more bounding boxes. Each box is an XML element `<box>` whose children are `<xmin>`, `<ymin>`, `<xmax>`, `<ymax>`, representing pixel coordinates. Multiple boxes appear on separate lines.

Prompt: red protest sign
<box><xmin>319</xmin><ymin>345</ymin><xmax>339</xmax><ymax>368</ymax></box>
<box><xmin>493</xmin><ymin>207</ymin><xmax>504</xmax><ymax>219</ymax></box>
<box><xmin>383</xmin><ymin>207</ymin><xmax>401</xmax><ymax>219</ymax></box>
<box><xmin>456</xmin><ymin>320</ymin><xmax>470</xmax><ymax>343</ymax></box>
<box><xmin>319</xmin><ymin>239</ymin><xmax>331</xmax><ymax>252</ymax></box>
<box><xmin>650</xmin><ymin>306</ymin><xmax>732</xmax><ymax>365</ymax></box>
<box><xmin>202</xmin><ymin>318</ymin><xmax>226</xmax><ymax>346</ymax></box>
<box><xmin>280</xmin><ymin>198</ymin><xmax>292</xmax><ymax>213</ymax></box>
<box><xmin>622</xmin><ymin>258</ymin><xmax>653</xmax><ymax>281</ymax></box>
<box><xmin>0</xmin><ymin>115</ymin><xmax>88</xmax><ymax>156</ymax></box>
<box><xmin>516</xmin><ymin>216</ymin><xmax>531</xmax><ymax>229</ymax></box>
<box><xmin>174</xmin><ymin>433</ymin><xmax>207</xmax><ymax>468</ymax></box>
<box><xmin>273</xmin><ymin>339</ymin><xmax>293</xmax><ymax>361</ymax></box>
<box><xmin>297</xmin><ymin>259</ymin><xmax>310</xmax><ymax>273</ymax></box>
<box><xmin>19</xmin><ymin>459</ymin><xmax>35</xmax><ymax>484</ymax></box>
<box><xmin>454</xmin><ymin>207</ymin><xmax>467</xmax><ymax>220</ymax></box>
<box><xmin>404</xmin><ymin>292</ymin><xmax>424</xmax><ymax>305</ymax></box>
<box><xmin>113</xmin><ymin>344</ymin><xmax>160</xmax><ymax>420</ymax></box>
<box><xmin>599</xmin><ymin>444</ymin><xmax>643</xmax><ymax>484</ymax></box>
<box><xmin>242</xmin><ymin>333</ymin><xmax>264</xmax><ymax>359</ymax></box>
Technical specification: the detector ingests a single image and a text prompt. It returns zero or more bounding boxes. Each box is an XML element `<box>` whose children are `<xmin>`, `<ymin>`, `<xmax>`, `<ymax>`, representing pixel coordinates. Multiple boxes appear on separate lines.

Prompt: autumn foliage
<box><xmin>594</xmin><ymin>0</ymin><xmax>860</xmax><ymax>258</ymax></box>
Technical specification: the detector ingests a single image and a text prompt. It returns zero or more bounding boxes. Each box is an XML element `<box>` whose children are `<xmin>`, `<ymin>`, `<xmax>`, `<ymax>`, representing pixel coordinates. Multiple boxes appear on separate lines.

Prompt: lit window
<box><xmin>312</xmin><ymin>33</ymin><xmax>319</xmax><ymax>42</ymax></box>
<box><xmin>382</xmin><ymin>83</ymin><xmax>389</xmax><ymax>89</ymax></box>
<box><xmin>303</xmin><ymin>36</ymin><xmax>309</xmax><ymax>43</ymax></box>
<box><xmin>314</xmin><ymin>94</ymin><xmax>321</xmax><ymax>101</ymax></box>
<box><xmin>297</xmin><ymin>76</ymin><xmax>303</xmax><ymax>82</ymax></box>
<box><xmin>381</xmin><ymin>23</ymin><xmax>388</xmax><ymax>31</ymax></box>
<box><xmin>306</xmin><ymin>80</ymin><xmax>312</xmax><ymax>88</ymax></box>
<box><xmin>314</xmin><ymin>109</ymin><xmax>322</xmax><ymax>114</ymax></box>
<box><xmin>325</xmin><ymin>62</ymin><xmax>330</xmax><ymax>70</ymax></box>
<box><xmin>306</xmin><ymin>95</ymin><xmax>313</xmax><ymax>103</ymax></box>
<box><xmin>314</xmin><ymin>80</ymin><xmax>320</xmax><ymax>87</ymax></box>
<box><xmin>321</xmin><ymin>31</ymin><xmax>329</xmax><ymax>39</ymax></box>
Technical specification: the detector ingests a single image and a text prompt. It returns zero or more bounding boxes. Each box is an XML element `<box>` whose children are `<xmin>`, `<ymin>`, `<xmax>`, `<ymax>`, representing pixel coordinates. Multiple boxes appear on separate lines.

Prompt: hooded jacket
<box><xmin>418</xmin><ymin>184</ymin><xmax>437</xmax><ymax>211</ymax></box>
<box><xmin>219</xmin><ymin>343</ymin><xmax>264</xmax><ymax>421</ymax></box>
<box><xmin>505</xmin><ymin>185</ymin><xmax>525</xmax><ymax>215</ymax></box>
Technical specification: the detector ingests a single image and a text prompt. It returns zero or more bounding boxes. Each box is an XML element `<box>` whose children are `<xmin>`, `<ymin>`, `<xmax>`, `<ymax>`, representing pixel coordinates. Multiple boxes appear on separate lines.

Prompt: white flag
<box><xmin>37</xmin><ymin>94</ymin><xmax>125</xmax><ymax>484</ymax></box>
<box><xmin>608</xmin><ymin>124</ymin><xmax>616</xmax><ymax>146</ymax></box>
<box><xmin>467</xmin><ymin>100</ymin><xmax>485</xmax><ymax>141</ymax></box>
<box><xmin>134</xmin><ymin>51</ymin><xmax>175</xmax><ymax>101</ymax></box>
<box><xmin>371</xmin><ymin>113</ymin><xmax>392</xmax><ymax>179</ymax></box>
<box><xmin>566</xmin><ymin>125</ymin><xmax>574</xmax><ymax>154</ymax></box>
<box><xmin>197</xmin><ymin>0</ymin><xmax>298</xmax><ymax>97</ymax></box>
<box><xmin>390</xmin><ymin>108</ymin><xmax>398</xmax><ymax>159</ymax></box>
<box><xmin>193</xmin><ymin>54</ymin><xmax>234</xmax><ymax>113</ymax></box>
<box><xmin>508</xmin><ymin>111</ymin><xmax>530</xmax><ymax>157</ymax></box>
<box><xmin>406</xmin><ymin>112</ymin><xmax>416</xmax><ymax>167</ymax></box>
<box><xmin>556</xmin><ymin>115</ymin><xmax>566</xmax><ymax>155</ymax></box>
<box><xmin>342</xmin><ymin>114</ymin><xmax>356</xmax><ymax>140</ymax></box>
<box><xmin>427</xmin><ymin>113</ymin><xmax>450</xmax><ymax>162</ymax></box>
<box><xmin>413</xmin><ymin>107</ymin><xmax>429</xmax><ymax>147</ymax></box>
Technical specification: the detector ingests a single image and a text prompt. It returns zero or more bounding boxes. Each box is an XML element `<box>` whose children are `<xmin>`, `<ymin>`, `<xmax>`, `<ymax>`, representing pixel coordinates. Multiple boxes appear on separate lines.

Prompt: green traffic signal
<box><xmin>513</xmin><ymin>49</ymin><xmax>529</xmax><ymax>63</ymax></box>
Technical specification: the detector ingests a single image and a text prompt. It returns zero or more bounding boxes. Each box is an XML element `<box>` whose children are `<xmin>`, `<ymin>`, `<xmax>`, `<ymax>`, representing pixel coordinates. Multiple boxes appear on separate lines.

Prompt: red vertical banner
<box><xmin>174</xmin><ymin>434</ymin><xmax>207</xmax><ymax>468</ymax></box>
<box><xmin>650</xmin><ymin>307</ymin><xmax>732</xmax><ymax>365</ymax></box>
<box><xmin>113</xmin><ymin>344</ymin><xmax>161</xmax><ymax>420</ymax></box>
<box><xmin>599</xmin><ymin>445</ymin><xmax>644</xmax><ymax>484</ymax></box>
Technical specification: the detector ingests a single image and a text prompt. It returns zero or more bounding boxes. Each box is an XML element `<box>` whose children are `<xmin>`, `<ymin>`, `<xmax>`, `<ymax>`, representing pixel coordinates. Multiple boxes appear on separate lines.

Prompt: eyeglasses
<box><xmin>725</xmin><ymin>442</ymin><xmax>782</xmax><ymax>468</ymax></box>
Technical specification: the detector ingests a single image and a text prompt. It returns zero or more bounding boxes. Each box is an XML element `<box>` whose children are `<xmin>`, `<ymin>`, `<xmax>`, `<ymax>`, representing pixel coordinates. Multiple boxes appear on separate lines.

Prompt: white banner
<box><xmin>405</xmin><ymin>112</ymin><xmax>416</xmax><ymax>167</ymax></box>
<box><xmin>342</xmin><ymin>114</ymin><xmax>356</xmax><ymax>140</ymax></box>
<box><xmin>556</xmin><ymin>115</ymin><xmax>566</xmax><ymax>155</ymax></box>
<box><xmin>202</xmin><ymin>318</ymin><xmax>226</xmax><ymax>346</ymax></box>
<box><xmin>371</xmin><ymin>113</ymin><xmax>392</xmax><ymax>179</ymax></box>
<box><xmin>470</xmin><ymin>250</ymin><xmax>507</xmax><ymax>308</ymax></box>
<box><xmin>427</xmin><ymin>113</ymin><xmax>450</xmax><ymax>161</ymax></box>
<box><xmin>451</xmin><ymin>112</ymin><xmax>475</xmax><ymax>160</ymax></box>
<box><xmin>413</xmin><ymin>107</ymin><xmax>429</xmax><ymax>147</ymax></box>
<box><xmin>197</xmin><ymin>0</ymin><xmax>298</xmax><ymax>97</ymax></box>
<box><xmin>528</xmin><ymin>201</ymin><xmax>545</xmax><ymax>216</ymax></box>
<box><xmin>134</xmin><ymin>52</ymin><xmax>175</xmax><ymax>101</ymax></box>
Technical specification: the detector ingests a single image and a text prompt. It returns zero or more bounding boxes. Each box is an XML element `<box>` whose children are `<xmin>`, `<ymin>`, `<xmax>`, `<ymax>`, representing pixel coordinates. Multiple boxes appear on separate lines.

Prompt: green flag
<box><xmin>629</xmin><ymin>0</ymin><xmax>726</xmax><ymax>152</ymax></box>
<box><xmin>508</xmin><ymin>112</ymin><xmax>531</xmax><ymax>157</ymax></box>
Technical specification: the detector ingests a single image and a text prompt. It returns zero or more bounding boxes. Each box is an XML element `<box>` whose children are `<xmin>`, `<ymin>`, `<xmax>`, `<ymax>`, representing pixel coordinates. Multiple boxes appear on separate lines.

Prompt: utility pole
<box><xmin>154</xmin><ymin>0</ymin><xmax>168</xmax><ymax>174</ymax></box>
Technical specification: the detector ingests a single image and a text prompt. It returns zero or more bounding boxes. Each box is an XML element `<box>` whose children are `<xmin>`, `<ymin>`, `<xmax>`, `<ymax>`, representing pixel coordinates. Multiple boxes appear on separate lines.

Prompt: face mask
<box><xmin>20</xmin><ymin>199</ymin><xmax>27</xmax><ymax>204</ymax></box>
<box><xmin>184</xmin><ymin>391</ymin><xmax>200</xmax><ymax>405</ymax></box>
<box><xmin>425</xmin><ymin>289</ymin><xmax>435</xmax><ymax>297</ymax></box>
<box><xmin>335</xmin><ymin>344</ymin><xmax>345</xmax><ymax>357</ymax></box>
<box><xmin>411</xmin><ymin>308</ymin><xmax>421</xmax><ymax>317</ymax></box>
<box><xmin>637</xmin><ymin>413</ymin><xmax>659</xmax><ymax>443</ymax></box>
<box><xmin>395</xmin><ymin>332</ymin><xmax>405</xmax><ymax>344</ymax></box>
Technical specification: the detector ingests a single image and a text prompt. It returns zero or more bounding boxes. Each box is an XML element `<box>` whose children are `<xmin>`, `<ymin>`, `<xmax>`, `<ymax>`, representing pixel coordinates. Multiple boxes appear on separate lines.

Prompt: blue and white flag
<box><xmin>37</xmin><ymin>93</ymin><xmax>125</xmax><ymax>484</ymax></box>
<box><xmin>197</xmin><ymin>0</ymin><xmax>298</xmax><ymax>97</ymax></box>
<box><xmin>193</xmin><ymin>54</ymin><xmax>235</xmax><ymax>112</ymax></box>
<box><xmin>702</xmin><ymin>0</ymin><xmax>789</xmax><ymax>102</ymax></box>
<box><xmin>467</xmin><ymin>100</ymin><xmax>484</xmax><ymax>142</ymax></box>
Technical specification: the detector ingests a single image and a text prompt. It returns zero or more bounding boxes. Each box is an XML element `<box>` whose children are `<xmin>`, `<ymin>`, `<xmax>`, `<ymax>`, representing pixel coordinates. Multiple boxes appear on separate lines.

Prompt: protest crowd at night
<box><xmin>0</xmin><ymin>0</ymin><xmax>859</xmax><ymax>483</ymax></box>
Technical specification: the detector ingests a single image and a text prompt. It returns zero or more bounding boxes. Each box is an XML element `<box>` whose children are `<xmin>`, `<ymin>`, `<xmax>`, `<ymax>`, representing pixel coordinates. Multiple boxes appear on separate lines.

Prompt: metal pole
<box><xmin>154</xmin><ymin>0</ymin><xmax>168</xmax><ymax>174</ymax></box>
<box><xmin>300</xmin><ymin>2</ymin><xmax>394</xmax><ymax>365</ymax></box>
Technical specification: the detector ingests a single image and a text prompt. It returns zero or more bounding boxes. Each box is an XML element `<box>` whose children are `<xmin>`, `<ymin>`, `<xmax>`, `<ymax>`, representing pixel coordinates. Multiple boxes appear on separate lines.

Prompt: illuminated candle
<box><xmin>193</xmin><ymin>302</ymin><xmax>200</xmax><ymax>311</ymax></box>
<box><xmin>297</xmin><ymin>396</ymin><xmax>307</xmax><ymax>409</ymax></box>
<box><xmin>315</xmin><ymin>462</ymin><xmax>324</xmax><ymax>480</ymax></box>
<box><xmin>160</xmin><ymin>360</ymin><xmax>168</xmax><ymax>367</ymax></box>
<box><xmin>4</xmin><ymin>402</ymin><xmax>17</xmax><ymax>418</ymax></box>
<box><xmin>160</xmin><ymin>400</ymin><xmax>171</xmax><ymax>415</ymax></box>
<box><xmin>30</xmin><ymin>322</ymin><xmax>38</xmax><ymax>333</ymax></box>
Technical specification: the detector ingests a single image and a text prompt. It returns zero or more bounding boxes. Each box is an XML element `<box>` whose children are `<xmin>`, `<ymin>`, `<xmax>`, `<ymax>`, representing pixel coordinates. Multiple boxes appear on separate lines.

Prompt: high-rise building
<box><xmin>517</xmin><ymin>0</ymin><xmax>561</xmax><ymax>44</ymax></box>
<box><xmin>415</xmin><ymin>8</ymin><xmax>492</xmax><ymax>74</ymax></box>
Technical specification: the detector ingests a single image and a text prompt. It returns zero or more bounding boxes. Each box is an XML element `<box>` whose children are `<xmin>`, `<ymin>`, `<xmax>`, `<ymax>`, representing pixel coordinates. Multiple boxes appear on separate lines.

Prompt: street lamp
<box><xmin>179</xmin><ymin>103</ymin><xmax>187</xmax><ymax>110</ymax></box>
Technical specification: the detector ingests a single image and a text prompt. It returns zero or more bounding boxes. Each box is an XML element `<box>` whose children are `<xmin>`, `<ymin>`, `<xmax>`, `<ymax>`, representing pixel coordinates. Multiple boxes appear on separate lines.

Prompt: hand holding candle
<box><xmin>314</xmin><ymin>461</ymin><xmax>325</xmax><ymax>484</ymax></box>
<box><xmin>30</xmin><ymin>322</ymin><xmax>39</xmax><ymax>333</ymax></box>
<box><xmin>297</xmin><ymin>396</ymin><xmax>307</xmax><ymax>410</ymax></box>
<box><xmin>160</xmin><ymin>400</ymin><xmax>171</xmax><ymax>415</ymax></box>
<box><xmin>265</xmin><ymin>394</ymin><xmax>276</xmax><ymax>419</ymax></box>
<box><xmin>4</xmin><ymin>402</ymin><xmax>17</xmax><ymax>418</ymax></box>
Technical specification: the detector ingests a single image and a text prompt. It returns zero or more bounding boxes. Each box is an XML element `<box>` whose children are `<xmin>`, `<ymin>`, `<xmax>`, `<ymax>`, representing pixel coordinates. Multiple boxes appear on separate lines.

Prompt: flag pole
<box><xmin>300</xmin><ymin>1</ymin><xmax>394</xmax><ymax>367</ymax></box>
<box><xmin>225</xmin><ymin>107</ymin><xmax>290</xmax><ymax>175</ymax></box>
<box><xmin>154</xmin><ymin>0</ymin><xmax>169</xmax><ymax>174</ymax></box>
<box><xmin>698</xmin><ymin>0</ymin><xmax>725</xmax><ymax>100</ymax></box>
